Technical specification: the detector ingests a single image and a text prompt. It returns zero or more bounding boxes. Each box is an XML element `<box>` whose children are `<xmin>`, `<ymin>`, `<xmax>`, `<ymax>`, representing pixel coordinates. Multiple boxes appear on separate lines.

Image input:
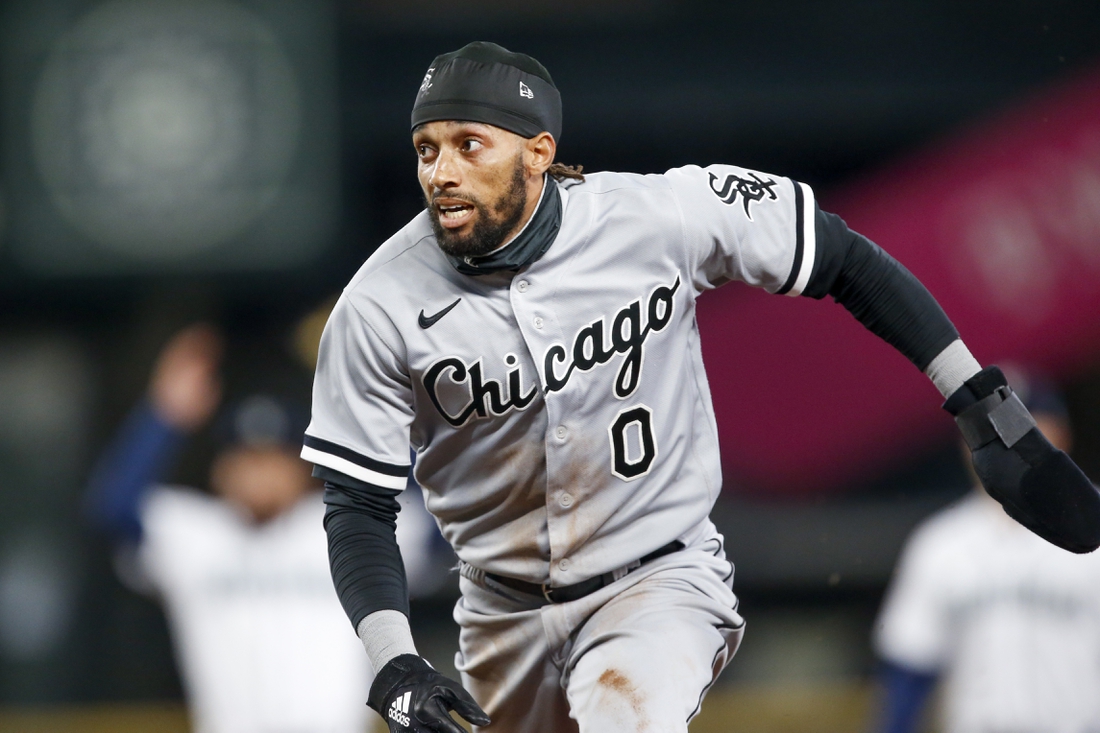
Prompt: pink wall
<box><xmin>699</xmin><ymin>65</ymin><xmax>1100</xmax><ymax>497</ymax></box>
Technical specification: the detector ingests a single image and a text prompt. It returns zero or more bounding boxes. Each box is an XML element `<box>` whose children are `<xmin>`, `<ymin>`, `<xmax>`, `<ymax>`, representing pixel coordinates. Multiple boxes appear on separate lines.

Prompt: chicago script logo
<box><xmin>708</xmin><ymin>171</ymin><xmax>778</xmax><ymax>220</ymax></box>
<box><xmin>420</xmin><ymin>277</ymin><xmax>681</xmax><ymax>427</ymax></box>
<box><xmin>424</xmin><ymin>353</ymin><xmax>539</xmax><ymax>427</ymax></box>
<box><xmin>543</xmin><ymin>277</ymin><xmax>680</xmax><ymax>399</ymax></box>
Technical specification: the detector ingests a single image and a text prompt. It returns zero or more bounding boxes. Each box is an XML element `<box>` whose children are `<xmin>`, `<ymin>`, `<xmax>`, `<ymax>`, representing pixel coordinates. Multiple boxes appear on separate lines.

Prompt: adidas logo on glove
<box><xmin>388</xmin><ymin>691</ymin><xmax>412</xmax><ymax>728</ymax></box>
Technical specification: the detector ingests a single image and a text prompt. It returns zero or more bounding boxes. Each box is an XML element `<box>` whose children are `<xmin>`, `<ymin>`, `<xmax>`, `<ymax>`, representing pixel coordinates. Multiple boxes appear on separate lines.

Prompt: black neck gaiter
<box><xmin>446</xmin><ymin>177</ymin><xmax>562</xmax><ymax>276</ymax></box>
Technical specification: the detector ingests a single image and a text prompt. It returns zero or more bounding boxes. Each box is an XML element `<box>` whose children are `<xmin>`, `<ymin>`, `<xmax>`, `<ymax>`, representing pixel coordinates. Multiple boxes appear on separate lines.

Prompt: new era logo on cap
<box><xmin>388</xmin><ymin>690</ymin><xmax>412</xmax><ymax>728</ymax></box>
<box><xmin>519</xmin><ymin>81</ymin><xmax>533</xmax><ymax>98</ymax></box>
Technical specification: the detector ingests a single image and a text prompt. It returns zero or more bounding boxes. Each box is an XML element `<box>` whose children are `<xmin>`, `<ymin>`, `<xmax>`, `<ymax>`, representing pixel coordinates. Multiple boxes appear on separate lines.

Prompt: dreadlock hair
<box><xmin>548</xmin><ymin>162</ymin><xmax>585</xmax><ymax>182</ymax></box>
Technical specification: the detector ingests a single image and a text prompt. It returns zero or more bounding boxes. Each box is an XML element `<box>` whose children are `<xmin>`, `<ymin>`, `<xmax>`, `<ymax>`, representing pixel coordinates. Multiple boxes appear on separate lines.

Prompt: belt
<box><xmin>484</xmin><ymin>540</ymin><xmax>685</xmax><ymax>604</ymax></box>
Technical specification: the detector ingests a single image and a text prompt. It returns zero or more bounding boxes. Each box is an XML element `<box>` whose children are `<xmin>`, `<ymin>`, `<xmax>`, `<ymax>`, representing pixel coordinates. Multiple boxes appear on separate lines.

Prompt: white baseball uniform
<box><xmin>304</xmin><ymin>165</ymin><xmax>819</xmax><ymax>730</ymax></box>
<box><xmin>875</xmin><ymin>492</ymin><xmax>1100</xmax><ymax>733</ymax></box>
<box><xmin>137</xmin><ymin>485</ymin><xmax>442</xmax><ymax>733</ymax></box>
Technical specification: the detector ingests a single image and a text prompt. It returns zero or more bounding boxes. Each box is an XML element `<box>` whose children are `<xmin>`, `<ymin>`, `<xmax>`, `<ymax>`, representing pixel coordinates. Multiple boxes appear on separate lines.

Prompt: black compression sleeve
<box><xmin>800</xmin><ymin>206</ymin><xmax>959</xmax><ymax>372</ymax></box>
<box><xmin>316</xmin><ymin>465</ymin><xmax>410</xmax><ymax>628</ymax></box>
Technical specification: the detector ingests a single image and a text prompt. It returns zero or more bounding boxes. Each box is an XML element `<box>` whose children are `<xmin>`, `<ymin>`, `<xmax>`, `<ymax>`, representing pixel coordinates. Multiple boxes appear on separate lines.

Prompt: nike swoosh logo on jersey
<box><xmin>419</xmin><ymin>298</ymin><xmax>461</xmax><ymax>329</ymax></box>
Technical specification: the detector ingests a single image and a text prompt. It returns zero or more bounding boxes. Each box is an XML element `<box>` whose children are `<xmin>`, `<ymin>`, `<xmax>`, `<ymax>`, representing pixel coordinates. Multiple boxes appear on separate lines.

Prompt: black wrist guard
<box><xmin>946</xmin><ymin>366</ymin><xmax>1100</xmax><ymax>554</ymax></box>
<box><xmin>368</xmin><ymin>654</ymin><xmax>490</xmax><ymax>733</ymax></box>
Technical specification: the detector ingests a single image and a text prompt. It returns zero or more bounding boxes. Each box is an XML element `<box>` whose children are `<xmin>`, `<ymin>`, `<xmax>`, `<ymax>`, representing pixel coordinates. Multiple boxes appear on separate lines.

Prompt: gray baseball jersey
<box><xmin>303</xmin><ymin>164</ymin><xmax>816</xmax><ymax>585</ymax></box>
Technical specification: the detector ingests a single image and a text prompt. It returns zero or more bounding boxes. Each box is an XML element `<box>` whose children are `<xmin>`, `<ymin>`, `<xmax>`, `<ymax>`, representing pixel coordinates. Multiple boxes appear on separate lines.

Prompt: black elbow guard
<box><xmin>946</xmin><ymin>366</ymin><xmax>1100</xmax><ymax>553</ymax></box>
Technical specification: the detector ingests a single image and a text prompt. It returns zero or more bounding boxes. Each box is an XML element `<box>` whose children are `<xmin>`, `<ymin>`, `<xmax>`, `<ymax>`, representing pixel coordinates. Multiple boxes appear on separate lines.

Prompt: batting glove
<box><xmin>368</xmin><ymin>654</ymin><xmax>491</xmax><ymax>733</ymax></box>
<box><xmin>946</xmin><ymin>365</ymin><xmax>1100</xmax><ymax>553</ymax></box>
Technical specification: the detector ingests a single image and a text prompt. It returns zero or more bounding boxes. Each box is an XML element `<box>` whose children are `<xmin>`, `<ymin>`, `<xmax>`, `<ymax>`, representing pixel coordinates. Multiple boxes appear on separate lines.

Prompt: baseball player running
<box><xmin>302</xmin><ymin>42</ymin><xmax>1100</xmax><ymax>733</ymax></box>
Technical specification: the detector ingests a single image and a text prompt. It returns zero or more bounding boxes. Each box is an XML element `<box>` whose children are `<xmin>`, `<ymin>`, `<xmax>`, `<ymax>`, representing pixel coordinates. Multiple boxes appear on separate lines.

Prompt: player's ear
<box><xmin>525</xmin><ymin>132</ymin><xmax>556</xmax><ymax>177</ymax></box>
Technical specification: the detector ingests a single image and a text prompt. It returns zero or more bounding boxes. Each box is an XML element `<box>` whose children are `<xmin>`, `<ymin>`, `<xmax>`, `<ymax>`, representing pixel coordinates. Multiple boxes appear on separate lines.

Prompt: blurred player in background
<box><xmin>84</xmin><ymin>323</ymin><xmax>441</xmax><ymax>733</ymax></box>
<box><xmin>873</xmin><ymin>369</ymin><xmax>1100</xmax><ymax>733</ymax></box>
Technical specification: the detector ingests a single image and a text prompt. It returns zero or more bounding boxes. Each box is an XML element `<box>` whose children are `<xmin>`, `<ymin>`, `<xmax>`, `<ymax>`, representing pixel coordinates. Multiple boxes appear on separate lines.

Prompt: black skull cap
<box><xmin>411</xmin><ymin>41</ymin><xmax>562</xmax><ymax>141</ymax></box>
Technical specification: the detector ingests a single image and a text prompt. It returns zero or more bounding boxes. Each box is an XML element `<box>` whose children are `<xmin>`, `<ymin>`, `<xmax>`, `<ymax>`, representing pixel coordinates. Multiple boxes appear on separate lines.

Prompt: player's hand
<box><xmin>946</xmin><ymin>365</ymin><xmax>1100</xmax><ymax>553</ymax></box>
<box><xmin>149</xmin><ymin>323</ymin><xmax>224</xmax><ymax>432</ymax></box>
<box><xmin>368</xmin><ymin>654</ymin><xmax>490</xmax><ymax>733</ymax></box>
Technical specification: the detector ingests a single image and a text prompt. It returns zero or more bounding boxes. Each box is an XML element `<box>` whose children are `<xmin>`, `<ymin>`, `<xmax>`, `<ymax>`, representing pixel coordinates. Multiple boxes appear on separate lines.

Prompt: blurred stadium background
<box><xmin>1</xmin><ymin>0</ymin><xmax>1100</xmax><ymax>730</ymax></box>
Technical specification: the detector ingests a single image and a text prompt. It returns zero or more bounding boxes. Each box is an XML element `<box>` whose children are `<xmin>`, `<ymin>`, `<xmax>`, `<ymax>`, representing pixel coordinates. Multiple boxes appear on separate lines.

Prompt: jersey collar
<box><xmin>447</xmin><ymin>175</ymin><xmax>562</xmax><ymax>277</ymax></box>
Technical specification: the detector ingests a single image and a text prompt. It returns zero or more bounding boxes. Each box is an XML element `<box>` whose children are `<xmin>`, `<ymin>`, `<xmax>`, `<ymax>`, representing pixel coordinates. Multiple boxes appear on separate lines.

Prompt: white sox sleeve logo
<box><xmin>708</xmin><ymin>171</ymin><xmax>779</xmax><ymax>219</ymax></box>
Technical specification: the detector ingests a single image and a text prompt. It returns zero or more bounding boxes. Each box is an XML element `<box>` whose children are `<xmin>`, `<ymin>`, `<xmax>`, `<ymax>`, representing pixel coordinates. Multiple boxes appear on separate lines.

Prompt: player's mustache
<box><xmin>429</xmin><ymin>191</ymin><xmax>482</xmax><ymax>208</ymax></box>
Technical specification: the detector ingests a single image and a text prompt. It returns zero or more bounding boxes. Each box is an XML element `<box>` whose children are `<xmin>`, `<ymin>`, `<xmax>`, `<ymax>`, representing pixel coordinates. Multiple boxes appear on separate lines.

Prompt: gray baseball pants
<box><xmin>453</xmin><ymin>521</ymin><xmax>744</xmax><ymax>732</ymax></box>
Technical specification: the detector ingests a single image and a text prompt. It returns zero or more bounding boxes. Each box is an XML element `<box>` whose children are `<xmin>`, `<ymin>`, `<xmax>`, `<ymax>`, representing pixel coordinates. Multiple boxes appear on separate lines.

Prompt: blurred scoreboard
<box><xmin>0</xmin><ymin>0</ymin><xmax>338</xmax><ymax>276</ymax></box>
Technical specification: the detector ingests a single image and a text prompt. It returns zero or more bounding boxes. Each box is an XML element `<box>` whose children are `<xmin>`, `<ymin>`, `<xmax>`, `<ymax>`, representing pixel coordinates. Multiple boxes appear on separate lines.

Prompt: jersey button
<box><xmin>555</xmin><ymin>425</ymin><xmax>567</xmax><ymax>440</ymax></box>
<box><xmin>559</xmin><ymin>493</ymin><xmax>574</xmax><ymax>508</ymax></box>
<box><xmin>558</xmin><ymin>558</ymin><xmax>571</xmax><ymax>572</ymax></box>
<box><xmin>533</xmin><ymin>316</ymin><xmax>544</xmax><ymax>329</ymax></box>
<box><xmin>517</xmin><ymin>280</ymin><xmax>529</xmax><ymax>293</ymax></box>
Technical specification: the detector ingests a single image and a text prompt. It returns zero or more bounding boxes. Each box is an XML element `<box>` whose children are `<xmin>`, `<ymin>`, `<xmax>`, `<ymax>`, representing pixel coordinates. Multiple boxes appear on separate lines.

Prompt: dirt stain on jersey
<box><xmin>493</xmin><ymin>438</ymin><xmax>552</xmax><ymax>564</ymax></box>
<box><xmin>556</xmin><ymin>439</ymin><xmax>607</xmax><ymax>553</ymax></box>
<box><xmin>558</xmin><ymin>440</ymin><xmax>604</xmax><ymax>493</ymax></box>
<box><xmin>498</xmin><ymin>439</ymin><xmax>547</xmax><ymax>502</ymax></box>
<box><xmin>596</xmin><ymin>668</ymin><xmax>649</xmax><ymax>730</ymax></box>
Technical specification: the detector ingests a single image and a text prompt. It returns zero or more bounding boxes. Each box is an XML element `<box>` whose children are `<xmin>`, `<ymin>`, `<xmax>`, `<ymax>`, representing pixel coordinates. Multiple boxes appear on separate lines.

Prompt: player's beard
<box><xmin>427</xmin><ymin>155</ymin><xmax>528</xmax><ymax>259</ymax></box>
